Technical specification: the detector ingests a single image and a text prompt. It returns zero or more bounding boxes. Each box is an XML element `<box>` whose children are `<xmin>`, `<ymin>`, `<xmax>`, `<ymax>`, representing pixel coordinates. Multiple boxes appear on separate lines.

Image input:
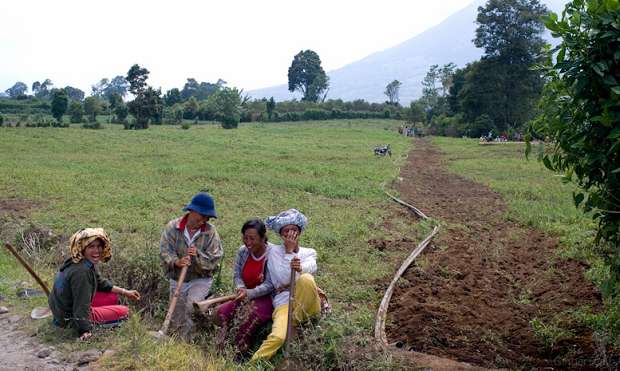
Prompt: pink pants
<box><xmin>216</xmin><ymin>295</ymin><xmax>273</xmax><ymax>354</ymax></box>
<box><xmin>89</xmin><ymin>292</ymin><xmax>129</xmax><ymax>324</ymax></box>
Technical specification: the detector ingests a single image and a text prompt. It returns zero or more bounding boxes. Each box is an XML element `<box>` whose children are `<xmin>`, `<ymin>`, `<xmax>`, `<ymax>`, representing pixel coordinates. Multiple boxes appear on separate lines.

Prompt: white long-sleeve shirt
<box><xmin>267</xmin><ymin>244</ymin><xmax>317</xmax><ymax>308</ymax></box>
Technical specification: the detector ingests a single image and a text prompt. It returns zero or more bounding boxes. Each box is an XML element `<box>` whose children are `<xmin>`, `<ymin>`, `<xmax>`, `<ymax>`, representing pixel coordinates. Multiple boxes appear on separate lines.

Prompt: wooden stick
<box><xmin>4</xmin><ymin>242</ymin><xmax>50</xmax><ymax>297</ymax></box>
<box><xmin>284</xmin><ymin>267</ymin><xmax>297</xmax><ymax>357</ymax></box>
<box><xmin>158</xmin><ymin>265</ymin><xmax>188</xmax><ymax>336</ymax></box>
<box><xmin>193</xmin><ymin>294</ymin><xmax>237</xmax><ymax>312</ymax></box>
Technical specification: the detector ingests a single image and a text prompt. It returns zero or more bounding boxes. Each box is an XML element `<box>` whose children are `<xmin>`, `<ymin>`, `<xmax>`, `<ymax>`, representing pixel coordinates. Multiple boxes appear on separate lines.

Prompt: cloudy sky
<box><xmin>0</xmin><ymin>0</ymin><xmax>473</xmax><ymax>95</ymax></box>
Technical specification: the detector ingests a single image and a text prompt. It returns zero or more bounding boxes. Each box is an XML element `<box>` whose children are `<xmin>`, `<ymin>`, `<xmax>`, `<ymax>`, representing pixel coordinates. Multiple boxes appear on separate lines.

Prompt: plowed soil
<box><xmin>384</xmin><ymin>139</ymin><xmax>615</xmax><ymax>369</ymax></box>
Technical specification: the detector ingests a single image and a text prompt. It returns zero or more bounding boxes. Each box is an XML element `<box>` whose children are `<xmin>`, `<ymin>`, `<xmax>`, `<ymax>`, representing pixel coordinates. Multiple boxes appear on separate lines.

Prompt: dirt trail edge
<box><xmin>385</xmin><ymin>139</ymin><xmax>612</xmax><ymax>369</ymax></box>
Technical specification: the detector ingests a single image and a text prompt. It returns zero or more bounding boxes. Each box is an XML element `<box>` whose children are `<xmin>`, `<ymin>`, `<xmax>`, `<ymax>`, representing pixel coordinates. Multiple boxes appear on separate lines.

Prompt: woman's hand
<box><xmin>291</xmin><ymin>257</ymin><xmax>302</xmax><ymax>273</ymax></box>
<box><xmin>123</xmin><ymin>289</ymin><xmax>141</xmax><ymax>301</ymax></box>
<box><xmin>283</xmin><ymin>229</ymin><xmax>299</xmax><ymax>253</ymax></box>
<box><xmin>175</xmin><ymin>256</ymin><xmax>191</xmax><ymax>267</ymax></box>
<box><xmin>79</xmin><ymin>332</ymin><xmax>92</xmax><ymax>341</ymax></box>
<box><xmin>235</xmin><ymin>288</ymin><xmax>248</xmax><ymax>301</ymax></box>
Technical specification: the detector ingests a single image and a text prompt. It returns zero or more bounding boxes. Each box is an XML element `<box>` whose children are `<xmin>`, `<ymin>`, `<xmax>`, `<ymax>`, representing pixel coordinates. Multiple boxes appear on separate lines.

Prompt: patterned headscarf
<box><xmin>69</xmin><ymin>228</ymin><xmax>112</xmax><ymax>263</ymax></box>
<box><xmin>265</xmin><ymin>209</ymin><xmax>308</xmax><ymax>234</ymax></box>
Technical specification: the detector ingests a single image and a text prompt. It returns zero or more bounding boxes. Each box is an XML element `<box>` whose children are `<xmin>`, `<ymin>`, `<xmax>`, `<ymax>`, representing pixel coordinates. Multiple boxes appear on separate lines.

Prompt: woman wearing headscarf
<box><xmin>251</xmin><ymin>209</ymin><xmax>321</xmax><ymax>361</ymax></box>
<box><xmin>215</xmin><ymin>219</ymin><xmax>274</xmax><ymax>356</ymax></box>
<box><xmin>48</xmin><ymin>228</ymin><xmax>141</xmax><ymax>340</ymax></box>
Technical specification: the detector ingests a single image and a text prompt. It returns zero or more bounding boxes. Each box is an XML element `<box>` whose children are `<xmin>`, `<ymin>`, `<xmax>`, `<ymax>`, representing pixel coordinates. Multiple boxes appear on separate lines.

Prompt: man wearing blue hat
<box><xmin>159</xmin><ymin>192</ymin><xmax>223</xmax><ymax>339</ymax></box>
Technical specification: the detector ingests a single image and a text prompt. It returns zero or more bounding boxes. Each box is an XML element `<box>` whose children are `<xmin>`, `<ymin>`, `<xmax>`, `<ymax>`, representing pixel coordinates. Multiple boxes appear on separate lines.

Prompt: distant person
<box><xmin>48</xmin><ymin>228</ymin><xmax>141</xmax><ymax>340</ymax></box>
<box><xmin>216</xmin><ymin>219</ymin><xmax>275</xmax><ymax>356</ymax></box>
<box><xmin>159</xmin><ymin>192</ymin><xmax>224</xmax><ymax>340</ymax></box>
<box><xmin>251</xmin><ymin>209</ymin><xmax>321</xmax><ymax>361</ymax></box>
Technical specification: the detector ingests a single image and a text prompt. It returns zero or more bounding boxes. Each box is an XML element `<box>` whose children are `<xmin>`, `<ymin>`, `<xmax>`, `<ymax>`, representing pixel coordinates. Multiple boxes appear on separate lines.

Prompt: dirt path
<box><xmin>0</xmin><ymin>313</ymin><xmax>74</xmax><ymax>371</ymax></box>
<box><xmin>384</xmin><ymin>139</ymin><xmax>614</xmax><ymax>369</ymax></box>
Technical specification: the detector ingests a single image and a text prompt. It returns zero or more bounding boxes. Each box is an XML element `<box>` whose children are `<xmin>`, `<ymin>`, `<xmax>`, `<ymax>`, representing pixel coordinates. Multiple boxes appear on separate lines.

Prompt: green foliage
<box><xmin>530</xmin><ymin>317</ymin><xmax>574</xmax><ymax>350</ymax></box>
<box><xmin>472</xmin><ymin>0</ymin><xmax>548</xmax><ymax>130</ymax></box>
<box><xmin>428</xmin><ymin>113</ymin><xmax>466</xmax><ymax>137</ymax></box>
<box><xmin>183</xmin><ymin>96</ymin><xmax>199</xmax><ymax>120</ymax></box>
<box><xmin>33</xmin><ymin>79</ymin><xmax>54</xmax><ymax>99</ymax></box>
<box><xmin>180</xmin><ymin>122</ymin><xmax>190</xmax><ymax>130</ymax></box>
<box><xmin>211</xmin><ymin>87</ymin><xmax>241</xmax><ymax>129</ymax></box>
<box><xmin>114</xmin><ymin>101</ymin><xmax>129</xmax><ymax>124</ymax></box>
<box><xmin>126</xmin><ymin>65</ymin><xmax>161</xmax><ymax>129</ymax></box>
<box><xmin>68</xmin><ymin>101</ymin><xmax>84</xmax><ymax>123</ymax></box>
<box><xmin>288</xmin><ymin>50</ymin><xmax>329</xmax><ymax>102</ymax></box>
<box><xmin>0</xmin><ymin>113</ymin><xmax>4</xmax><ymax>126</ymax></box>
<box><xmin>126</xmin><ymin>65</ymin><xmax>149</xmax><ymax>96</ymax></box>
<box><xmin>81</xmin><ymin>121</ymin><xmax>103</xmax><ymax>129</ymax></box>
<box><xmin>83</xmin><ymin>96</ymin><xmax>102</xmax><ymax>123</ymax></box>
<box><xmin>164</xmin><ymin>88</ymin><xmax>181</xmax><ymax>106</ymax></box>
<box><xmin>180</xmin><ymin>78</ymin><xmax>221</xmax><ymax>101</ymax></box>
<box><xmin>266</xmin><ymin>97</ymin><xmax>276</xmax><ymax>120</ymax></box>
<box><xmin>62</xmin><ymin>86</ymin><xmax>85</xmax><ymax>101</ymax></box>
<box><xmin>529</xmin><ymin>0</ymin><xmax>620</xmax><ymax>297</ymax></box>
<box><xmin>50</xmin><ymin>89</ymin><xmax>68</xmax><ymax>122</ymax></box>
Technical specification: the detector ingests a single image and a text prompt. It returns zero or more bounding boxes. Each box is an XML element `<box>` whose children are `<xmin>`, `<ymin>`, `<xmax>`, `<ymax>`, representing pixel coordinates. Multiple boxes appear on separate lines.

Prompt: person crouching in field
<box><xmin>251</xmin><ymin>209</ymin><xmax>321</xmax><ymax>361</ymax></box>
<box><xmin>215</xmin><ymin>219</ymin><xmax>275</xmax><ymax>356</ymax></box>
<box><xmin>159</xmin><ymin>192</ymin><xmax>224</xmax><ymax>340</ymax></box>
<box><xmin>48</xmin><ymin>228</ymin><xmax>141</xmax><ymax>341</ymax></box>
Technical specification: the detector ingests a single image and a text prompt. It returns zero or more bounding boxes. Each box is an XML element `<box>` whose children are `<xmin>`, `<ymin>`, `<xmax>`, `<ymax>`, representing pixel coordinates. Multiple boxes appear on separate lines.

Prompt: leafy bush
<box><xmin>82</xmin><ymin>121</ymin><xmax>103</xmax><ymax>129</ymax></box>
<box><xmin>181</xmin><ymin>123</ymin><xmax>190</xmax><ymax>130</ymax></box>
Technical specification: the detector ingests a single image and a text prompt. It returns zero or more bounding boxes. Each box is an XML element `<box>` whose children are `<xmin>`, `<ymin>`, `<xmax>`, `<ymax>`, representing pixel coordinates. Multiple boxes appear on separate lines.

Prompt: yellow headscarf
<box><xmin>69</xmin><ymin>228</ymin><xmax>112</xmax><ymax>263</ymax></box>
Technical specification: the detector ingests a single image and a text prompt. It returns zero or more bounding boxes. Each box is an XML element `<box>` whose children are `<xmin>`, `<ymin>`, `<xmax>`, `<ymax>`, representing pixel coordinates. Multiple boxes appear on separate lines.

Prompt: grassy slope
<box><xmin>0</xmin><ymin>120</ymin><xmax>413</xmax><ymax>369</ymax></box>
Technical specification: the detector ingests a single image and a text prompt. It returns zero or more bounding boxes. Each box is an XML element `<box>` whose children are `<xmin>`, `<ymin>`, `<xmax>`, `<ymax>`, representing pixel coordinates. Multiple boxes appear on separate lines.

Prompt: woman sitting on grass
<box><xmin>251</xmin><ymin>209</ymin><xmax>321</xmax><ymax>361</ymax></box>
<box><xmin>48</xmin><ymin>228</ymin><xmax>141</xmax><ymax>340</ymax></box>
<box><xmin>216</xmin><ymin>219</ymin><xmax>275</xmax><ymax>356</ymax></box>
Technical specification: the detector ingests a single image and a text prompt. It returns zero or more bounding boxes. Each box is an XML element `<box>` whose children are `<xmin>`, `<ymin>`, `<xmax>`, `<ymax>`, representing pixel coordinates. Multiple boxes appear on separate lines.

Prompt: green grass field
<box><xmin>0</xmin><ymin>120</ymin><xmax>415</xmax><ymax>369</ymax></box>
<box><xmin>1</xmin><ymin>126</ymin><xmax>611</xmax><ymax>369</ymax></box>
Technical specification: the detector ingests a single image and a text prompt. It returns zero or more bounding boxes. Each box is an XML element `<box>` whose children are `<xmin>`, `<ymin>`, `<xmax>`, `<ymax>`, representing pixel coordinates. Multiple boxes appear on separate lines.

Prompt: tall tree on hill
<box><xmin>126</xmin><ymin>64</ymin><xmax>161</xmax><ymax>129</ymax></box>
<box><xmin>288</xmin><ymin>50</ymin><xmax>329</xmax><ymax>102</ymax></box>
<box><xmin>34</xmin><ymin>79</ymin><xmax>53</xmax><ymax>99</ymax></box>
<box><xmin>51</xmin><ymin>89</ymin><xmax>68</xmax><ymax>123</ymax></box>
<box><xmin>5</xmin><ymin>82</ymin><xmax>28</xmax><ymax>98</ymax></box>
<box><xmin>384</xmin><ymin>80</ymin><xmax>402</xmax><ymax>105</ymax></box>
<box><xmin>467</xmin><ymin>0</ymin><xmax>548</xmax><ymax>131</ymax></box>
<box><xmin>266</xmin><ymin>97</ymin><xmax>276</xmax><ymax>120</ymax></box>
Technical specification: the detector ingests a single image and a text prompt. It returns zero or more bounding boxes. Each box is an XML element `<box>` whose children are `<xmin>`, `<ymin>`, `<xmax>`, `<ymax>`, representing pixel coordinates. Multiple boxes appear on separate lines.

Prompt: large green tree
<box><xmin>83</xmin><ymin>96</ymin><xmax>102</xmax><ymax>123</ymax></box>
<box><xmin>50</xmin><ymin>89</ymin><xmax>68</xmax><ymax>123</ymax></box>
<box><xmin>211</xmin><ymin>87</ymin><xmax>241</xmax><ymax>129</ymax></box>
<box><xmin>288</xmin><ymin>50</ymin><xmax>329</xmax><ymax>102</ymax></box>
<box><xmin>126</xmin><ymin>64</ymin><xmax>161</xmax><ymax>129</ymax></box>
<box><xmin>471</xmin><ymin>0</ymin><xmax>548</xmax><ymax>131</ymax></box>
<box><xmin>529</xmin><ymin>0</ymin><xmax>620</xmax><ymax>296</ymax></box>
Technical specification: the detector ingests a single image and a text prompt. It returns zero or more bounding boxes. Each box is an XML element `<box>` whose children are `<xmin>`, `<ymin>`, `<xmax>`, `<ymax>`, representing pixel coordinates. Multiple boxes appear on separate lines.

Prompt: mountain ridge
<box><xmin>248</xmin><ymin>0</ymin><xmax>566</xmax><ymax>104</ymax></box>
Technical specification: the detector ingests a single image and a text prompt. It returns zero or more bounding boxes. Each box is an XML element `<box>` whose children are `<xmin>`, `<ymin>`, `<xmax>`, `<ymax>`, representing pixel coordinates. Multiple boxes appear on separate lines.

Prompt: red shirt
<box><xmin>241</xmin><ymin>253</ymin><xmax>266</xmax><ymax>289</ymax></box>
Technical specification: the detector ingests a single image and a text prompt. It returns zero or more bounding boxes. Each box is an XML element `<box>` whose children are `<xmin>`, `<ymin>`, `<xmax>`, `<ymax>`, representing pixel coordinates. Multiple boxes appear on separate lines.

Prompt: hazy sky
<box><xmin>0</xmin><ymin>0</ymin><xmax>473</xmax><ymax>95</ymax></box>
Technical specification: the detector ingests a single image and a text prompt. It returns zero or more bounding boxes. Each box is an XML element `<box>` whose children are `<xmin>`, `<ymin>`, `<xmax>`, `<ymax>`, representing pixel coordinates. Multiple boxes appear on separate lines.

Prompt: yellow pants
<box><xmin>251</xmin><ymin>273</ymin><xmax>321</xmax><ymax>361</ymax></box>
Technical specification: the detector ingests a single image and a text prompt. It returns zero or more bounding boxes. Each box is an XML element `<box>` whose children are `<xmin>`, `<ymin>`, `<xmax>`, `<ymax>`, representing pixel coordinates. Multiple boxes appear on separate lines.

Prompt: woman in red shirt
<box><xmin>216</xmin><ymin>219</ymin><xmax>274</xmax><ymax>355</ymax></box>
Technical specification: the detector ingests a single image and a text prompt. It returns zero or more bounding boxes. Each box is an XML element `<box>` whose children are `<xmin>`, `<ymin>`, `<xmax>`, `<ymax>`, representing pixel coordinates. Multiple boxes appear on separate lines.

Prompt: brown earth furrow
<box><xmin>385</xmin><ymin>139</ymin><xmax>612</xmax><ymax>369</ymax></box>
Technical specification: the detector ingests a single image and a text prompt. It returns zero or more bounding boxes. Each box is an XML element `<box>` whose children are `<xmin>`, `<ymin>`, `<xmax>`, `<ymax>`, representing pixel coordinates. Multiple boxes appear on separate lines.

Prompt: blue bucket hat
<box><xmin>183</xmin><ymin>192</ymin><xmax>217</xmax><ymax>218</ymax></box>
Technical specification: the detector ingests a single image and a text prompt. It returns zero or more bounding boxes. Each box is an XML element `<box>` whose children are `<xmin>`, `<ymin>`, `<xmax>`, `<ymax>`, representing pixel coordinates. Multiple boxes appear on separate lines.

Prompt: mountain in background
<box><xmin>248</xmin><ymin>0</ymin><xmax>567</xmax><ymax>104</ymax></box>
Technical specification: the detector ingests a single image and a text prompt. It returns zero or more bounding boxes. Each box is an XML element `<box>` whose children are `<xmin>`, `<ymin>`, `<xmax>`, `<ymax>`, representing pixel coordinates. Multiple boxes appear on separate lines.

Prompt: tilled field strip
<box><xmin>374</xmin><ymin>187</ymin><xmax>440</xmax><ymax>345</ymax></box>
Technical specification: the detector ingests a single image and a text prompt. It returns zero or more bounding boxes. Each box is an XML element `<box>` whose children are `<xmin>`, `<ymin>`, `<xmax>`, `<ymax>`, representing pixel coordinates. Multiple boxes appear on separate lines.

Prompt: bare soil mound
<box><xmin>385</xmin><ymin>139</ymin><xmax>614</xmax><ymax>369</ymax></box>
